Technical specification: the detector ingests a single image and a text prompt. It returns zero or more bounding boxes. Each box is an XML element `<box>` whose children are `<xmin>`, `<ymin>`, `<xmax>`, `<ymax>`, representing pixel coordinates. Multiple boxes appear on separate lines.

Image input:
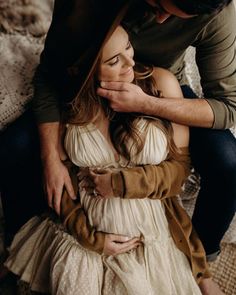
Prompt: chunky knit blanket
<box><xmin>0</xmin><ymin>0</ymin><xmax>53</xmax><ymax>130</ymax></box>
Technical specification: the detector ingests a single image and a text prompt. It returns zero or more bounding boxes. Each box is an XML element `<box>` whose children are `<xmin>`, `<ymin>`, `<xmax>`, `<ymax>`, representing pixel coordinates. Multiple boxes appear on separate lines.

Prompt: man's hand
<box><xmin>43</xmin><ymin>155</ymin><xmax>76</xmax><ymax>214</ymax></box>
<box><xmin>78</xmin><ymin>168</ymin><xmax>115</xmax><ymax>198</ymax></box>
<box><xmin>39</xmin><ymin>122</ymin><xmax>76</xmax><ymax>214</ymax></box>
<box><xmin>97</xmin><ymin>81</ymin><xmax>151</xmax><ymax>113</ymax></box>
<box><xmin>103</xmin><ymin>234</ymin><xmax>141</xmax><ymax>256</ymax></box>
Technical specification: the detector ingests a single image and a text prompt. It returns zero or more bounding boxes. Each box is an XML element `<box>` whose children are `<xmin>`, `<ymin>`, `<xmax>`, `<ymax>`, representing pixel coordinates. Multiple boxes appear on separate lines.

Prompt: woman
<box><xmin>5</xmin><ymin>26</ymin><xmax>213</xmax><ymax>295</ymax></box>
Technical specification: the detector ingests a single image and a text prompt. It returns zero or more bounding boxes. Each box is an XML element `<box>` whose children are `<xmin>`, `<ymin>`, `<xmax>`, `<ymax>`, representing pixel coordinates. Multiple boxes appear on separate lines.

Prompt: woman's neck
<box><xmin>93</xmin><ymin>109</ymin><xmax>110</xmax><ymax>138</ymax></box>
<box><xmin>93</xmin><ymin>110</ymin><xmax>119</xmax><ymax>160</ymax></box>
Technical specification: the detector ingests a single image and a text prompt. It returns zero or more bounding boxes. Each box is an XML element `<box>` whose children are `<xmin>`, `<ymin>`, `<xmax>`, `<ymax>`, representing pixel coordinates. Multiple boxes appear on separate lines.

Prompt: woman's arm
<box><xmin>112</xmin><ymin>148</ymin><xmax>190</xmax><ymax>200</ymax></box>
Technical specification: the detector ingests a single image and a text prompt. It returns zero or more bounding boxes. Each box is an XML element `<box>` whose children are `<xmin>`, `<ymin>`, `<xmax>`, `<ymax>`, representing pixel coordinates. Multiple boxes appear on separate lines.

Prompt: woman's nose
<box><xmin>123</xmin><ymin>55</ymin><xmax>135</xmax><ymax>67</ymax></box>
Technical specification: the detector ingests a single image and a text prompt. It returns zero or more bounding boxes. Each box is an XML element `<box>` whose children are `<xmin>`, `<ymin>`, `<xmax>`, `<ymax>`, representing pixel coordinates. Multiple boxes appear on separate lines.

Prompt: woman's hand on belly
<box><xmin>103</xmin><ymin>234</ymin><xmax>142</xmax><ymax>256</ymax></box>
<box><xmin>78</xmin><ymin>167</ymin><xmax>115</xmax><ymax>198</ymax></box>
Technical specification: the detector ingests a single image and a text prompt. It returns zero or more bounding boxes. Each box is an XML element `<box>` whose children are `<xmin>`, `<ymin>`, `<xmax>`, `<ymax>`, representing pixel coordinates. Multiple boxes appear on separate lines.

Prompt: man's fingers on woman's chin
<box><xmin>97</xmin><ymin>87</ymin><xmax>106</xmax><ymax>96</ymax></box>
<box><xmin>100</xmin><ymin>81</ymin><xmax>125</xmax><ymax>89</ymax></box>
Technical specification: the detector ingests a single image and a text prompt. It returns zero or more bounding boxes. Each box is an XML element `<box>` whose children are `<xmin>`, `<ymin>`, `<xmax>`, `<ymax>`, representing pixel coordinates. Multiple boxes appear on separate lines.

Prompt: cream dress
<box><xmin>5</xmin><ymin>119</ymin><xmax>201</xmax><ymax>295</ymax></box>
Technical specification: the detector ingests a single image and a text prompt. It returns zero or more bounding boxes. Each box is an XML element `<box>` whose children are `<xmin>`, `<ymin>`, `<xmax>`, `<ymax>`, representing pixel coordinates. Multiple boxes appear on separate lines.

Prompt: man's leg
<box><xmin>182</xmin><ymin>85</ymin><xmax>236</xmax><ymax>259</ymax></box>
<box><xmin>190</xmin><ymin>127</ymin><xmax>236</xmax><ymax>258</ymax></box>
<box><xmin>0</xmin><ymin>110</ymin><xmax>46</xmax><ymax>245</ymax></box>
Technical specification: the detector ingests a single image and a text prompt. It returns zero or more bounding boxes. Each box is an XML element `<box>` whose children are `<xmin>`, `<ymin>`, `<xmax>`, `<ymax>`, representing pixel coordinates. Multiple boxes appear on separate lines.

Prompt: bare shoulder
<box><xmin>152</xmin><ymin>67</ymin><xmax>183</xmax><ymax>98</ymax></box>
<box><xmin>152</xmin><ymin>68</ymin><xmax>189</xmax><ymax>147</ymax></box>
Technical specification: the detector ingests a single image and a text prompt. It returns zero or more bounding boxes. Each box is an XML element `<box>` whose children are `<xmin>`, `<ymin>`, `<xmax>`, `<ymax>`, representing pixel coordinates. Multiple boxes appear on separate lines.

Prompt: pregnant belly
<box><xmin>80</xmin><ymin>191</ymin><xmax>170</xmax><ymax>240</ymax></box>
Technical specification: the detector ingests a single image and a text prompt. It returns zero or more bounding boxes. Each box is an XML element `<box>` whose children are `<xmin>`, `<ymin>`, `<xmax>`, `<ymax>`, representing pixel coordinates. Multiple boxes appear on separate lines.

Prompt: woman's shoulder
<box><xmin>152</xmin><ymin>67</ymin><xmax>176</xmax><ymax>81</ymax></box>
<box><xmin>152</xmin><ymin>67</ymin><xmax>182</xmax><ymax>98</ymax></box>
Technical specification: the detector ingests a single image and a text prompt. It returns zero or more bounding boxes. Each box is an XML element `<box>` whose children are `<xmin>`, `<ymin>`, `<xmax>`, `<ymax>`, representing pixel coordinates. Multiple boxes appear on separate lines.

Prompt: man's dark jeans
<box><xmin>182</xmin><ymin>85</ymin><xmax>236</xmax><ymax>257</ymax></box>
<box><xmin>0</xmin><ymin>110</ymin><xmax>46</xmax><ymax>244</ymax></box>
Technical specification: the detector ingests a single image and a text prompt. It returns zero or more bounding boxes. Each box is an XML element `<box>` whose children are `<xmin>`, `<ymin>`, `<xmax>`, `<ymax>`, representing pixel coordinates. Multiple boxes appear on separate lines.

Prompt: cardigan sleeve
<box><xmin>112</xmin><ymin>148</ymin><xmax>191</xmax><ymax>200</ymax></box>
<box><xmin>60</xmin><ymin>160</ymin><xmax>105</xmax><ymax>254</ymax></box>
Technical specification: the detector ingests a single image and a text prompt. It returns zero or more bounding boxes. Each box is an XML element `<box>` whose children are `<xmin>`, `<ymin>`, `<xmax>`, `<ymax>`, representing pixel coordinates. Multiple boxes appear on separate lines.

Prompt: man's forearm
<box><xmin>143</xmin><ymin>96</ymin><xmax>214</xmax><ymax>128</ymax></box>
<box><xmin>38</xmin><ymin>122</ymin><xmax>61</xmax><ymax>163</ymax></box>
<box><xmin>97</xmin><ymin>82</ymin><xmax>214</xmax><ymax>128</ymax></box>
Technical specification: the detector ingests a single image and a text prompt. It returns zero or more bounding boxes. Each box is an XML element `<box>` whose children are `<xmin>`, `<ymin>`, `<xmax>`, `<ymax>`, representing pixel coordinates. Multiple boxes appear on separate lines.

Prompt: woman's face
<box><xmin>99</xmin><ymin>26</ymin><xmax>135</xmax><ymax>83</ymax></box>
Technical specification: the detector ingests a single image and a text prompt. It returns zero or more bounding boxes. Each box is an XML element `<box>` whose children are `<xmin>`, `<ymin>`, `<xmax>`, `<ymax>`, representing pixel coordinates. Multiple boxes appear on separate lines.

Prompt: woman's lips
<box><xmin>121</xmin><ymin>67</ymin><xmax>133</xmax><ymax>76</ymax></box>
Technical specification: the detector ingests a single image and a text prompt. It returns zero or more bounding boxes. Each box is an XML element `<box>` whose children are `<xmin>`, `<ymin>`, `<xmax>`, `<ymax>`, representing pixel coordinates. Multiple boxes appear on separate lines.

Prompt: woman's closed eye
<box><xmin>108</xmin><ymin>57</ymin><xmax>119</xmax><ymax>66</ymax></box>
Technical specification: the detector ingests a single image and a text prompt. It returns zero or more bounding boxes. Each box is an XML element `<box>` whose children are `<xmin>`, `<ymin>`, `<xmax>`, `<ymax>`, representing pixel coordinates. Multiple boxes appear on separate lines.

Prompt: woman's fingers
<box><xmin>103</xmin><ymin>235</ymin><xmax>142</xmax><ymax>256</ymax></box>
<box><xmin>117</xmin><ymin>242</ymin><xmax>142</xmax><ymax>254</ymax></box>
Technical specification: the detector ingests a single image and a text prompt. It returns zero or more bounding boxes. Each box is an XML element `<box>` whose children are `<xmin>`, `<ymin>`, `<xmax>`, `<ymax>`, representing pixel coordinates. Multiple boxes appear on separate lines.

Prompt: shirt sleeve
<box><xmin>32</xmin><ymin>0</ymin><xmax>68</xmax><ymax>124</ymax></box>
<box><xmin>33</xmin><ymin>63</ymin><xmax>61</xmax><ymax>124</ymax></box>
<box><xmin>194</xmin><ymin>2</ymin><xmax>236</xmax><ymax>129</ymax></box>
<box><xmin>32</xmin><ymin>0</ymin><xmax>116</xmax><ymax>124</ymax></box>
<box><xmin>112</xmin><ymin>148</ymin><xmax>191</xmax><ymax>200</ymax></box>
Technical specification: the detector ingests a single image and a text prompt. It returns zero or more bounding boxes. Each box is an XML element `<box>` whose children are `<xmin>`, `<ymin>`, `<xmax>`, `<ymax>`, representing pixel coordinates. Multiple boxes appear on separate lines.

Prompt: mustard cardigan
<box><xmin>61</xmin><ymin>149</ymin><xmax>211</xmax><ymax>284</ymax></box>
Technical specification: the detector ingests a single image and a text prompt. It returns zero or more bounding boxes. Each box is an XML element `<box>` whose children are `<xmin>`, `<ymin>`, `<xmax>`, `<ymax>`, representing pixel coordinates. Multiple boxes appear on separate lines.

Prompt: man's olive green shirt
<box><xmin>124</xmin><ymin>1</ymin><xmax>236</xmax><ymax>129</ymax></box>
<box><xmin>33</xmin><ymin>0</ymin><xmax>236</xmax><ymax>129</ymax></box>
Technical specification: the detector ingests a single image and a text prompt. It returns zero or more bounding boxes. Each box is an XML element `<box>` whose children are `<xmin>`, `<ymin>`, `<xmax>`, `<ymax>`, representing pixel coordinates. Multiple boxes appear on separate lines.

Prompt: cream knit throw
<box><xmin>0</xmin><ymin>0</ymin><xmax>53</xmax><ymax>130</ymax></box>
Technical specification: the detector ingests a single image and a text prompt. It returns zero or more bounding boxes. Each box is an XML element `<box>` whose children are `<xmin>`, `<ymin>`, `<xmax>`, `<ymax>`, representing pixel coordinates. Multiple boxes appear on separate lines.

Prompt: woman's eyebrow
<box><xmin>103</xmin><ymin>54</ymin><xmax>119</xmax><ymax>63</ymax></box>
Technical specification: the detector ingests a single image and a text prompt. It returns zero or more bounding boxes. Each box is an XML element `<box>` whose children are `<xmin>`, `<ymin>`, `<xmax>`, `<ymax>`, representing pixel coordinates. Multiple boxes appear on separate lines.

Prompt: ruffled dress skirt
<box><xmin>5</xmin><ymin>191</ymin><xmax>201</xmax><ymax>295</ymax></box>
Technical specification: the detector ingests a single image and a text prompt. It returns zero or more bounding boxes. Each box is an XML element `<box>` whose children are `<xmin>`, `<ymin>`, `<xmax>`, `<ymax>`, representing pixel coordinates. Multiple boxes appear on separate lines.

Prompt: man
<box><xmin>0</xmin><ymin>0</ymin><xmax>235</xmax><ymax>280</ymax></box>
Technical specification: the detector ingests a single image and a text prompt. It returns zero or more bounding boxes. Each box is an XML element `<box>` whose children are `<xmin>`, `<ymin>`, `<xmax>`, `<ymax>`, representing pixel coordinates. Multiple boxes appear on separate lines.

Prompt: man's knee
<box><xmin>190</xmin><ymin>129</ymin><xmax>236</xmax><ymax>171</ymax></box>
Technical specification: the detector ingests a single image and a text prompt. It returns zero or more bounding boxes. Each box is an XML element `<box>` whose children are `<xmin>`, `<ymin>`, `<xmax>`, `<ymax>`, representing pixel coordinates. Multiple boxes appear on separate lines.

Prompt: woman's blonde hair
<box><xmin>67</xmin><ymin>61</ymin><xmax>180</xmax><ymax>161</ymax></box>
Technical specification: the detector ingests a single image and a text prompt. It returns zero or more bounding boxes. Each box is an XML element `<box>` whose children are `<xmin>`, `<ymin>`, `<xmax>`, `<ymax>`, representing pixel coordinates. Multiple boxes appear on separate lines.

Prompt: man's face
<box><xmin>145</xmin><ymin>0</ymin><xmax>196</xmax><ymax>23</ymax></box>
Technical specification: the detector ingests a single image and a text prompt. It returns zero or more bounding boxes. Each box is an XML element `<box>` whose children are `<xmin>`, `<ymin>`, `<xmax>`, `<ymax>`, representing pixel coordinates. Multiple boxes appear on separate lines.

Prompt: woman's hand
<box><xmin>103</xmin><ymin>234</ymin><xmax>141</xmax><ymax>256</ymax></box>
<box><xmin>78</xmin><ymin>168</ymin><xmax>115</xmax><ymax>198</ymax></box>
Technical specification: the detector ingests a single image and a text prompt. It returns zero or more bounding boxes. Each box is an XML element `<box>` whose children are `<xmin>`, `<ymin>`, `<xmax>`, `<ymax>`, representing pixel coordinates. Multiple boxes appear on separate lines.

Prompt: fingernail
<box><xmin>100</xmin><ymin>81</ymin><xmax>106</xmax><ymax>87</ymax></box>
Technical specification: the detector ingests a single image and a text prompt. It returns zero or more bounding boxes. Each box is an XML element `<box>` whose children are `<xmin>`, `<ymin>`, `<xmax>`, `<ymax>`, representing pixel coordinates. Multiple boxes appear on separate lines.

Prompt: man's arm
<box><xmin>97</xmin><ymin>67</ymin><xmax>214</xmax><ymax>127</ymax></box>
<box><xmin>194</xmin><ymin>1</ymin><xmax>236</xmax><ymax>129</ymax></box>
<box><xmin>97</xmin><ymin>66</ymin><xmax>214</xmax><ymax>127</ymax></box>
<box><xmin>32</xmin><ymin>0</ymin><xmax>112</xmax><ymax>213</ymax></box>
<box><xmin>97</xmin><ymin>81</ymin><xmax>214</xmax><ymax>128</ymax></box>
<box><xmin>38</xmin><ymin>122</ymin><xmax>76</xmax><ymax>214</ymax></box>
<box><xmin>32</xmin><ymin>0</ymin><xmax>79</xmax><ymax>213</ymax></box>
<box><xmin>33</xmin><ymin>56</ymin><xmax>77</xmax><ymax>214</ymax></box>
<box><xmin>98</xmin><ymin>3</ymin><xmax>236</xmax><ymax>130</ymax></box>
